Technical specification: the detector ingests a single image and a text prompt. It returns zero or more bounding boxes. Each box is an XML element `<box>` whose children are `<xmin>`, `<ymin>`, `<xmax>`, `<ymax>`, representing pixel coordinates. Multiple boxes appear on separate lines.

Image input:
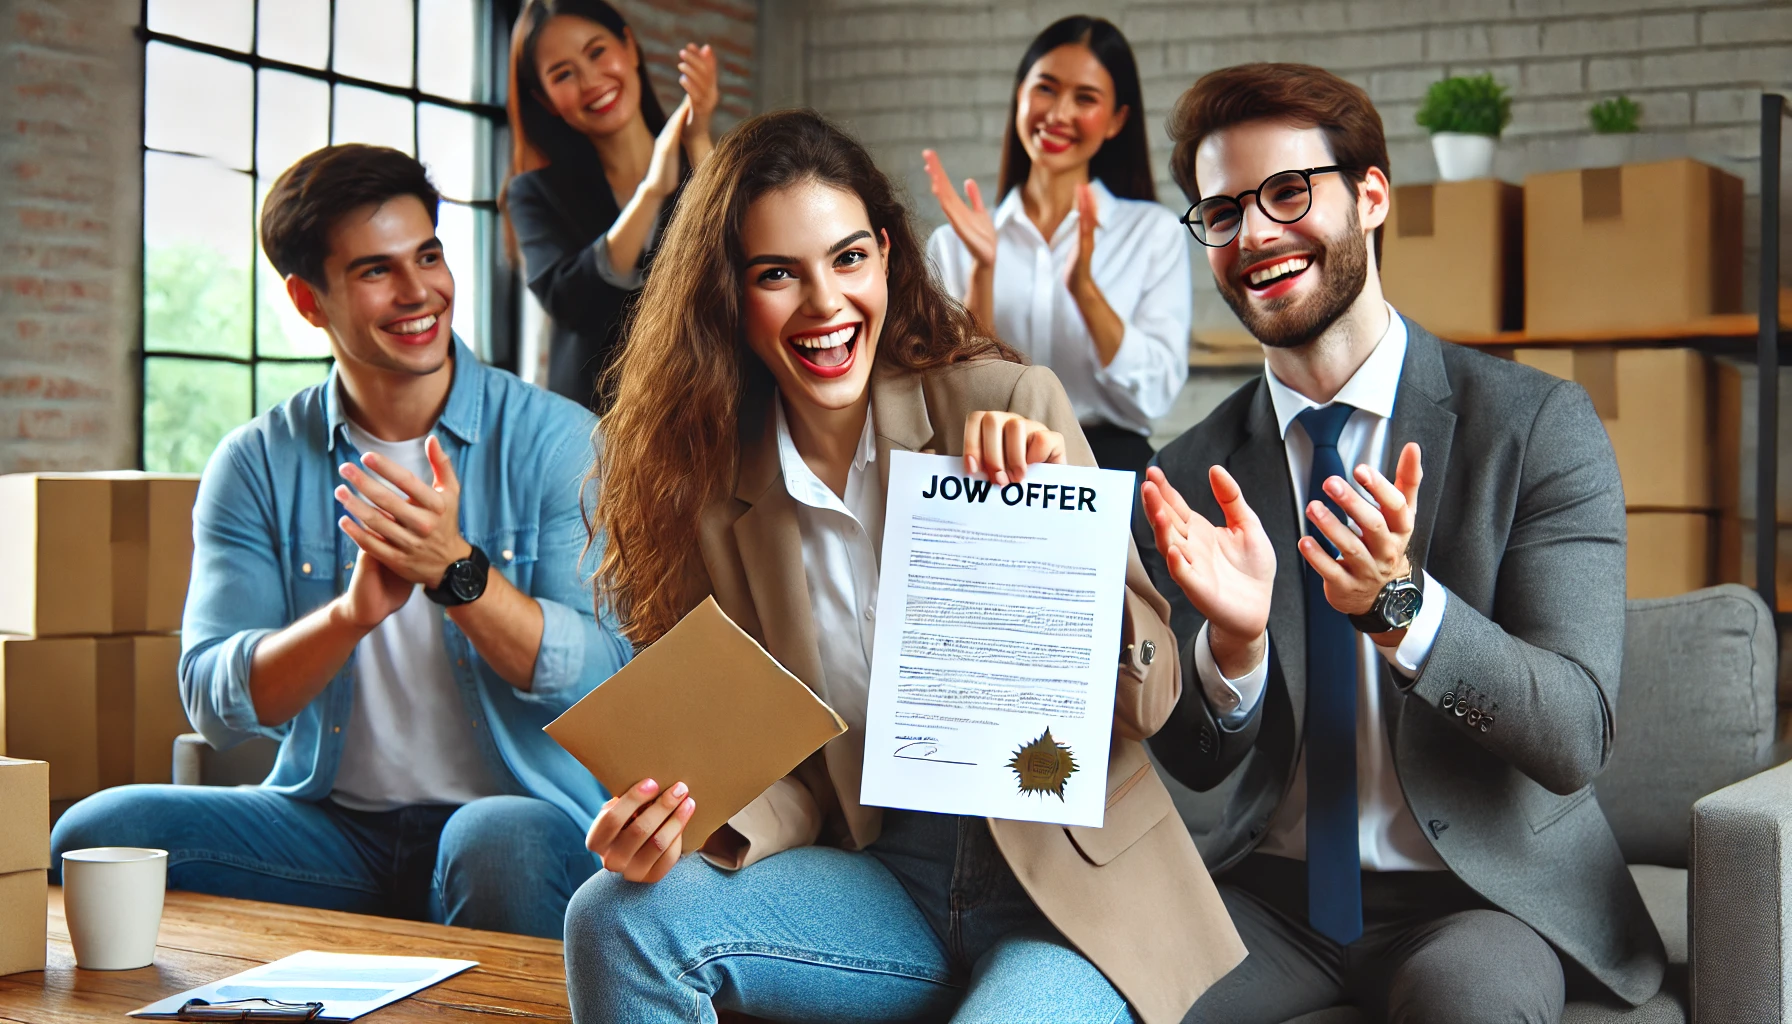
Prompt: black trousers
<box><xmin>1184</xmin><ymin>854</ymin><xmax>1565</xmax><ymax>1024</ymax></box>
<box><xmin>1081</xmin><ymin>422</ymin><xmax>1156</xmax><ymax>476</ymax></box>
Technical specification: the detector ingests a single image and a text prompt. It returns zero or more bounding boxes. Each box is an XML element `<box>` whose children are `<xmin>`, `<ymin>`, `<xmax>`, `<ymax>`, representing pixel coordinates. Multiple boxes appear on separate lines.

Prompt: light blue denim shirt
<box><xmin>179</xmin><ymin>338</ymin><xmax>631</xmax><ymax>830</ymax></box>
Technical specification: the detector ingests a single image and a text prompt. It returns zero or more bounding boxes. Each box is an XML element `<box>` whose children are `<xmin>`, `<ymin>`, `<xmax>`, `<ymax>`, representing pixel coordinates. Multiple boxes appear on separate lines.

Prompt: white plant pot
<box><xmin>1430</xmin><ymin>132</ymin><xmax>1497</xmax><ymax>181</ymax></box>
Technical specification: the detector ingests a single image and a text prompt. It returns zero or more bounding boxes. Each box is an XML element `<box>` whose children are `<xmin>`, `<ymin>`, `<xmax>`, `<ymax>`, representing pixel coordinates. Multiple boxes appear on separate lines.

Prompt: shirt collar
<box><xmin>774</xmin><ymin>393</ymin><xmax>877</xmax><ymax>517</ymax></box>
<box><xmin>993</xmin><ymin>185</ymin><xmax>1026</xmax><ymax>230</ymax></box>
<box><xmin>991</xmin><ymin>178</ymin><xmax>1118</xmax><ymax>238</ymax></box>
<box><xmin>326</xmin><ymin>335</ymin><xmax>485</xmax><ymax>451</ymax></box>
<box><xmin>1264</xmin><ymin>303</ymin><xmax>1408</xmax><ymax>439</ymax></box>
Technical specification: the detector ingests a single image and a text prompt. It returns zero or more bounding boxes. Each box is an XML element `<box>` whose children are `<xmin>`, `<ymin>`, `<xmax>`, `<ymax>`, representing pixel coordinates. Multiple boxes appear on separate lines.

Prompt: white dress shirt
<box><xmin>774</xmin><ymin>395</ymin><xmax>885</xmax><ymax>737</ymax></box>
<box><xmin>1193</xmin><ymin>306</ymin><xmax>1450</xmax><ymax>871</ymax></box>
<box><xmin>926</xmin><ymin>180</ymin><xmax>1191</xmax><ymax>434</ymax></box>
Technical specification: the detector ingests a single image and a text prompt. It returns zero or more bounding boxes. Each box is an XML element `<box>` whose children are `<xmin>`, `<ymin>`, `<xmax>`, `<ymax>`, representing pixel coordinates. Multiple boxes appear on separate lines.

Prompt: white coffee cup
<box><xmin>61</xmin><ymin>847</ymin><xmax>168</xmax><ymax>970</ymax></box>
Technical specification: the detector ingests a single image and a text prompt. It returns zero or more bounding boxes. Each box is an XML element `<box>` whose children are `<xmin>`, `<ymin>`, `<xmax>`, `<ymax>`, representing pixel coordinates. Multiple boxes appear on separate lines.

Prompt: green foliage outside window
<box><xmin>143</xmin><ymin>242</ymin><xmax>328</xmax><ymax>472</ymax></box>
<box><xmin>1589</xmin><ymin>96</ymin><xmax>1642</xmax><ymax>134</ymax></box>
<box><xmin>1414</xmin><ymin>74</ymin><xmax>1512</xmax><ymax>137</ymax></box>
<box><xmin>144</xmin><ymin>242</ymin><xmax>248</xmax><ymax>358</ymax></box>
<box><xmin>143</xmin><ymin>357</ymin><xmax>249</xmax><ymax>473</ymax></box>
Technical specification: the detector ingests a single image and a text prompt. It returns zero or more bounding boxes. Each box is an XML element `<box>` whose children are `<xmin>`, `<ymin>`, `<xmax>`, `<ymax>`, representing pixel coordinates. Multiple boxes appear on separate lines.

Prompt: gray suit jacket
<box><xmin>1135</xmin><ymin>318</ymin><xmax>1667</xmax><ymax>1005</ymax></box>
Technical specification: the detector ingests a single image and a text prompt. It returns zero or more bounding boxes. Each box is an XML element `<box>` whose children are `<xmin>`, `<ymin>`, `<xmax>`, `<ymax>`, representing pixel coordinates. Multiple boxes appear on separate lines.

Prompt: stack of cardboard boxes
<box><xmin>0</xmin><ymin>473</ymin><xmax>201</xmax><ymax>804</ymax></box>
<box><xmin>1510</xmin><ymin>348</ymin><xmax>1718</xmax><ymax>598</ymax></box>
<box><xmin>1713</xmin><ymin>360</ymin><xmax>1792</xmax><ymax>606</ymax></box>
<box><xmin>1382</xmin><ymin>157</ymin><xmax>1749</xmax><ymax>599</ymax></box>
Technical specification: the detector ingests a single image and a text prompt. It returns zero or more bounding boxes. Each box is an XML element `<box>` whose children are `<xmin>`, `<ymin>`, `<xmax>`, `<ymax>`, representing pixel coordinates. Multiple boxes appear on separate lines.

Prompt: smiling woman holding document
<box><xmin>566</xmin><ymin>109</ymin><xmax>1242</xmax><ymax>1024</ymax></box>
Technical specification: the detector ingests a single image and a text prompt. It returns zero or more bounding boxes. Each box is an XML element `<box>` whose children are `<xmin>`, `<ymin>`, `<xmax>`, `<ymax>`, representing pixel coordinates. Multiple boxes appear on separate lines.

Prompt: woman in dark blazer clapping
<box><xmin>503</xmin><ymin>0</ymin><xmax>719</xmax><ymax>411</ymax></box>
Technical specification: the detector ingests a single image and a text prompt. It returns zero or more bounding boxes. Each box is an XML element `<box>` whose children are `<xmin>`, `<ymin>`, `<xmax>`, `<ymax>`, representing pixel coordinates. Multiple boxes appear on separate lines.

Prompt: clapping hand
<box><xmin>1064</xmin><ymin>182</ymin><xmax>1099</xmax><ymax>294</ymax></box>
<box><xmin>334</xmin><ymin>435</ymin><xmax>469</xmax><ymax>589</ymax></box>
<box><xmin>1300</xmin><ymin>442</ymin><xmax>1423</xmax><ymax>639</ymax></box>
<box><xmin>677</xmin><ymin>43</ymin><xmax>718</xmax><ymax>167</ymax></box>
<box><xmin>922</xmin><ymin>149</ymin><xmax>995</xmax><ymax>269</ymax></box>
<box><xmin>1141</xmin><ymin>466</ymin><xmax>1276</xmax><ymax>673</ymax></box>
<box><xmin>641</xmin><ymin>96</ymin><xmax>691</xmax><ymax>200</ymax></box>
<box><xmin>677</xmin><ymin>43</ymin><xmax>718</xmax><ymax>132</ymax></box>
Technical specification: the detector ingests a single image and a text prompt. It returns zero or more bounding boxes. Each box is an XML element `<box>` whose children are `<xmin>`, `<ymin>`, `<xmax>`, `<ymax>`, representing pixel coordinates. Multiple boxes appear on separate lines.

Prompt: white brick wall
<box><xmin>783</xmin><ymin>0</ymin><xmax>1792</xmax><ymax>340</ymax></box>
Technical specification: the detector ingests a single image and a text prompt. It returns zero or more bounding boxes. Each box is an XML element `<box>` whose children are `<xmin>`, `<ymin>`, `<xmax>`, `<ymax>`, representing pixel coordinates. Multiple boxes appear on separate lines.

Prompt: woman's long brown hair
<box><xmin>593</xmin><ymin>109</ymin><xmax>1017</xmax><ymax>647</ymax></box>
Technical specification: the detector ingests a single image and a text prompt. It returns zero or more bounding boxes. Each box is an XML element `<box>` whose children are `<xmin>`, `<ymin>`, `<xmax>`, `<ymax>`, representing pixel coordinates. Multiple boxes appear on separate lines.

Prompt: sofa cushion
<box><xmin>1274</xmin><ymin>986</ymin><xmax>1686</xmax><ymax>1024</ymax></box>
<box><xmin>1597</xmin><ymin>585</ymin><xmax>1778</xmax><ymax>867</ymax></box>
<box><xmin>1628</xmin><ymin>864</ymin><xmax>1686</xmax><ymax>964</ymax></box>
<box><xmin>1560</xmin><ymin>984</ymin><xmax>1686</xmax><ymax>1024</ymax></box>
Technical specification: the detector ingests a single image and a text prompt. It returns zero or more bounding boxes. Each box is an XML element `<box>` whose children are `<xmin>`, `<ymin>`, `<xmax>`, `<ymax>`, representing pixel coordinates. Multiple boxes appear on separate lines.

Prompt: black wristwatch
<box><xmin>1349</xmin><ymin>572</ymin><xmax>1423</xmax><ymax>634</ymax></box>
<box><xmin>426</xmin><ymin>544</ymin><xmax>490</xmax><ymax>607</ymax></box>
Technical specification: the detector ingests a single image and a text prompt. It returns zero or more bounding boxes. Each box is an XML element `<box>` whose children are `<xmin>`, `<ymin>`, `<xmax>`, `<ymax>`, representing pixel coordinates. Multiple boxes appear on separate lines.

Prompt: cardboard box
<box><xmin>130</xmin><ymin>634</ymin><xmax>188</xmax><ymax>785</ymax></box>
<box><xmin>0</xmin><ymin>476</ymin><xmax>112</xmax><ymax>637</ymax></box>
<box><xmin>0</xmin><ymin>757</ymin><xmax>49</xmax><ymax>874</ymax></box>
<box><xmin>0</xmin><ymin>757</ymin><xmax>49</xmax><ymax>977</ymax></box>
<box><xmin>1</xmin><ymin>636</ymin><xmax>187</xmax><ymax>799</ymax></box>
<box><xmin>1525</xmin><ymin>158</ymin><xmax>1743</xmax><ymax>335</ymax></box>
<box><xmin>1628</xmin><ymin>512</ymin><xmax>1712</xmax><ymax>599</ymax></box>
<box><xmin>0</xmin><ymin>473</ymin><xmax>200</xmax><ymax>637</ymax></box>
<box><xmin>104</xmin><ymin>473</ymin><xmax>202</xmax><ymax>634</ymax></box>
<box><xmin>1381</xmin><ymin>179</ymin><xmax>1523</xmax><ymax>336</ymax></box>
<box><xmin>0</xmin><ymin>869</ymin><xmax>47</xmax><ymax>977</ymax></box>
<box><xmin>1</xmin><ymin>637</ymin><xmax>104</xmax><ymax>799</ymax></box>
<box><xmin>1514</xmin><ymin>347</ymin><xmax>1712</xmax><ymax>509</ymax></box>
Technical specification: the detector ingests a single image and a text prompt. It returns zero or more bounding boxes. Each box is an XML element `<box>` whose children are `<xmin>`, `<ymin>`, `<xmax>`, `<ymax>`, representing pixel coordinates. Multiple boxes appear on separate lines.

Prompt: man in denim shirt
<box><xmin>51</xmin><ymin>145</ymin><xmax>631</xmax><ymax>938</ymax></box>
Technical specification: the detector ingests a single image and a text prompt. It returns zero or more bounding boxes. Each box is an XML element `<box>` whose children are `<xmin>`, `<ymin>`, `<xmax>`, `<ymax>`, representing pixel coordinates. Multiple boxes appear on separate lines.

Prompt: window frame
<box><xmin>135</xmin><ymin>0</ymin><xmax>520</xmax><ymax>471</ymax></box>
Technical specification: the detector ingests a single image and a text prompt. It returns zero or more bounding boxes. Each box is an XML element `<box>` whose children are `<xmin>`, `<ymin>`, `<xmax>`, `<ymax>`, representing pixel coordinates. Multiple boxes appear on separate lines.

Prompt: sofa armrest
<box><xmin>1691</xmin><ymin>757</ymin><xmax>1792</xmax><ymax>1022</ymax></box>
<box><xmin>172</xmin><ymin>733</ymin><xmax>206</xmax><ymax>786</ymax></box>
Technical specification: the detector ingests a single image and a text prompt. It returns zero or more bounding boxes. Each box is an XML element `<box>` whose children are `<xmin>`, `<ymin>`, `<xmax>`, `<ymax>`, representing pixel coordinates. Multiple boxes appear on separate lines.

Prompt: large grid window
<box><xmin>140</xmin><ymin>0</ymin><xmax>512</xmax><ymax>472</ymax></box>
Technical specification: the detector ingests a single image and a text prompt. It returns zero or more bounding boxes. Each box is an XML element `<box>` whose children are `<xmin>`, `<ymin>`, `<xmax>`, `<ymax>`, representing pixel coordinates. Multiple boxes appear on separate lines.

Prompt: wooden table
<box><xmin>0</xmin><ymin>888</ymin><xmax>570</xmax><ymax>1023</ymax></box>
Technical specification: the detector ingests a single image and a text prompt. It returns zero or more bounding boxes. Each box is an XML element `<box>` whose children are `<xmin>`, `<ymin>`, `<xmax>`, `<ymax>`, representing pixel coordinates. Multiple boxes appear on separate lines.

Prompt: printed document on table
<box><xmin>860</xmin><ymin>451</ymin><xmax>1136</xmax><ymax>827</ymax></box>
<box><xmin>129</xmin><ymin>951</ymin><xmax>477</xmax><ymax>1020</ymax></box>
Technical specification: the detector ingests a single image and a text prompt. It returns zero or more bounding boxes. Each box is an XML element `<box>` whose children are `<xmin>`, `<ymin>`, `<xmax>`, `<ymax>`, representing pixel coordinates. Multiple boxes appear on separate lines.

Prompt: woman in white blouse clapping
<box><xmin>925</xmin><ymin>15</ymin><xmax>1191</xmax><ymax>474</ymax></box>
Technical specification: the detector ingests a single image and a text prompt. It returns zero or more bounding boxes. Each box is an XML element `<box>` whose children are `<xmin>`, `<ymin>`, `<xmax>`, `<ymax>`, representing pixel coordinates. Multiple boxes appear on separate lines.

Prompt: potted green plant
<box><xmin>1589</xmin><ymin>95</ymin><xmax>1642</xmax><ymax>134</ymax></box>
<box><xmin>1415</xmin><ymin>73</ymin><xmax>1512</xmax><ymax>181</ymax></box>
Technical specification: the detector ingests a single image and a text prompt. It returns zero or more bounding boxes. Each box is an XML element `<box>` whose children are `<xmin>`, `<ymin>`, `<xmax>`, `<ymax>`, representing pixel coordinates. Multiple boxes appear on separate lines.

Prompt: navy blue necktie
<box><xmin>1295</xmin><ymin>404</ymin><xmax>1363</xmax><ymax>945</ymax></box>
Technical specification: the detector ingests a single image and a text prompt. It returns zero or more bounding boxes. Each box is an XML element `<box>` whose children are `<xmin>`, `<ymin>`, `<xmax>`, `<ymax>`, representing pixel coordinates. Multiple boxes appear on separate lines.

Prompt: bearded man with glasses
<box><xmin>1134</xmin><ymin>63</ymin><xmax>1665</xmax><ymax>1023</ymax></box>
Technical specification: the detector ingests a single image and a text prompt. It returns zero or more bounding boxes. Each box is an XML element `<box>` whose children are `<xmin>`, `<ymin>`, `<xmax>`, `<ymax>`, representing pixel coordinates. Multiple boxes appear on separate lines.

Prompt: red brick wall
<box><xmin>0</xmin><ymin>0</ymin><xmax>141</xmax><ymax>472</ymax></box>
<box><xmin>614</xmin><ymin>0</ymin><xmax>757</xmax><ymax>131</ymax></box>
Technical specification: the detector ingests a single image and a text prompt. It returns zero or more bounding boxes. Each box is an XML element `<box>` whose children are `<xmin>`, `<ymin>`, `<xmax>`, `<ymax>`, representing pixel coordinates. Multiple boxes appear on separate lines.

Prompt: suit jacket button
<box><xmin>1140</xmin><ymin>639</ymin><xmax>1155</xmax><ymax>665</ymax></box>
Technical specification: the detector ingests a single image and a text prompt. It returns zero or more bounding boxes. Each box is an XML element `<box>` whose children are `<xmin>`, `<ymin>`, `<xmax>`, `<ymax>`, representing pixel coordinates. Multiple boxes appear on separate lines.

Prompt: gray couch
<box><xmin>182</xmin><ymin>586</ymin><xmax>1790</xmax><ymax>1022</ymax></box>
<box><xmin>1160</xmin><ymin>584</ymin><xmax>1790</xmax><ymax>1024</ymax></box>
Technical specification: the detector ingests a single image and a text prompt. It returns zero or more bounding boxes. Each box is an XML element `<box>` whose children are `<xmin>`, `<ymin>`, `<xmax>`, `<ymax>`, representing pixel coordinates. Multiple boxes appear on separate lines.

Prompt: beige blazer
<box><xmin>693</xmin><ymin>358</ymin><xmax>1244</xmax><ymax>1024</ymax></box>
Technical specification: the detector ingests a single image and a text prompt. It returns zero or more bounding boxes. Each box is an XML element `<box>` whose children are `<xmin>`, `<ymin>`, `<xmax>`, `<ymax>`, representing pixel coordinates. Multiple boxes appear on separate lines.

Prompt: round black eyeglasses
<box><xmin>1180</xmin><ymin>166</ymin><xmax>1343</xmax><ymax>247</ymax></box>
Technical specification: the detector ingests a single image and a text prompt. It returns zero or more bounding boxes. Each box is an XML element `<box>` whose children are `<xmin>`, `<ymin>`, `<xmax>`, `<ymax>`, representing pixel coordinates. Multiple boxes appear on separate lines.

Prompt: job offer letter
<box><xmin>859</xmin><ymin>450</ymin><xmax>1137</xmax><ymax>827</ymax></box>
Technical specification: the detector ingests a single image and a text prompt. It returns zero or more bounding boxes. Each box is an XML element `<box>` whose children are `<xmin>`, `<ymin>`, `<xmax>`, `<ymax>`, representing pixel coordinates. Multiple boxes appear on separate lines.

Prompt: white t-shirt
<box><xmin>331</xmin><ymin>420</ymin><xmax>502</xmax><ymax>812</ymax></box>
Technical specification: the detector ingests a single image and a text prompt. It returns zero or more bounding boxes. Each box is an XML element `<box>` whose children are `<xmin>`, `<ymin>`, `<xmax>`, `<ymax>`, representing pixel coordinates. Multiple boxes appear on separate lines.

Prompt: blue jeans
<box><xmin>50</xmin><ymin>785</ymin><xmax>597</xmax><ymax>938</ymax></box>
<box><xmin>564</xmin><ymin>810</ymin><xmax>1139</xmax><ymax>1023</ymax></box>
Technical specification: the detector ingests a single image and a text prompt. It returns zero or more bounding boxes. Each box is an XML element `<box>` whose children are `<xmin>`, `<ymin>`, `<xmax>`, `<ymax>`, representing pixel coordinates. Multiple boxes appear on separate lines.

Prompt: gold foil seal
<box><xmin>1007</xmin><ymin>728</ymin><xmax>1078</xmax><ymax>801</ymax></box>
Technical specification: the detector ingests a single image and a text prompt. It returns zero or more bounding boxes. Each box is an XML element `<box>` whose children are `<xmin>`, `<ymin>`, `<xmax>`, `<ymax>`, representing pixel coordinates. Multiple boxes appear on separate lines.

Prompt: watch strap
<box><xmin>1349</xmin><ymin>572</ymin><xmax>1420</xmax><ymax>634</ymax></box>
<box><xmin>426</xmin><ymin>544</ymin><xmax>489</xmax><ymax>606</ymax></box>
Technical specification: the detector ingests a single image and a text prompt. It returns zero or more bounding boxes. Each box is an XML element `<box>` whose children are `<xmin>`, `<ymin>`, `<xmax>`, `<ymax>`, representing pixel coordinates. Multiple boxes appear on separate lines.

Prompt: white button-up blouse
<box><xmin>926</xmin><ymin>180</ymin><xmax>1192</xmax><ymax>435</ymax></box>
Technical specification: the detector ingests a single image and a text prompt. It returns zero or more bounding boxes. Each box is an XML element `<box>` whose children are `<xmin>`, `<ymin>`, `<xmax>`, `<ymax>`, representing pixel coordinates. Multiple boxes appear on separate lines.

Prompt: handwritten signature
<box><xmin>893</xmin><ymin>741</ymin><xmax>976</xmax><ymax>766</ymax></box>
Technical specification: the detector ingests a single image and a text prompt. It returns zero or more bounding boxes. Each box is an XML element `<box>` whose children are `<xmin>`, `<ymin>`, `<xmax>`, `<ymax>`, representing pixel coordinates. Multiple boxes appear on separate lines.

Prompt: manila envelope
<box><xmin>544</xmin><ymin>596</ymin><xmax>846</xmax><ymax>849</ymax></box>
